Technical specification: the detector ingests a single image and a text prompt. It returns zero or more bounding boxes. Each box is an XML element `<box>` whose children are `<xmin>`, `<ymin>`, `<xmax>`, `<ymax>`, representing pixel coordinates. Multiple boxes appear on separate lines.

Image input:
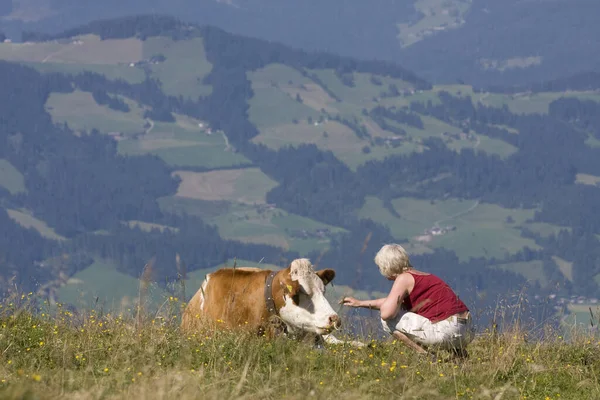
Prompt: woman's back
<box><xmin>404</xmin><ymin>271</ymin><xmax>468</xmax><ymax>323</ymax></box>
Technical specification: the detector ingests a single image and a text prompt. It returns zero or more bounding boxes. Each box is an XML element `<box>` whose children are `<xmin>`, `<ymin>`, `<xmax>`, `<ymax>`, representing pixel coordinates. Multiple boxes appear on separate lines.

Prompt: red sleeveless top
<box><xmin>403</xmin><ymin>271</ymin><xmax>468</xmax><ymax>323</ymax></box>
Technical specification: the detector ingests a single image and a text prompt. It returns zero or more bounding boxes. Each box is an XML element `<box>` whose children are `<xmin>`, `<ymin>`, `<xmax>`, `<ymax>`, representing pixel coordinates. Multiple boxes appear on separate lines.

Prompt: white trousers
<box><xmin>381</xmin><ymin>311</ymin><xmax>474</xmax><ymax>350</ymax></box>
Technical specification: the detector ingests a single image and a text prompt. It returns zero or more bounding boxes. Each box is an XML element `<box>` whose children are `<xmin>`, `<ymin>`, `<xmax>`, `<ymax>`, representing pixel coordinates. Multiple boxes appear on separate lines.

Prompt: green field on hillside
<box><xmin>358</xmin><ymin>196</ymin><xmax>542</xmax><ymax>261</ymax></box>
<box><xmin>143</xmin><ymin>37</ymin><xmax>213</xmax><ymax>98</ymax></box>
<box><xmin>248</xmin><ymin>86</ymin><xmax>322</xmax><ymax>128</ymax></box>
<box><xmin>249</xmin><ymin>66</ymin><xmax>518</xmax><ymax>170</ymax></box>
<box><xmin>159</xmin><ymin>193</ymin><xmax>346</xmax><ymax>254</ymax></box>
<box><xmin>208</xmin><ymin>203</ymin><xmax>347</xmax><ymax>254</ymax></box>
<box><xmin>0</xmin><ymin>35</ymin><xmax>144</xmax><ymax>65</ymax></box>
<box><xmin>124</xmin><ymin>220</ymin><xmax>179</xmax><ymax>234</ymax></box>
<box><xmin>25</xmin><ymin>61</ymin><xmax>146</xmax><ymax>83</ymax></box>
<box><xmin>171</xmin><ymin>167</ymin><xmax>278</xmax><ymax>204</ymax></box>
<box><xmin>57</xmin><ymin>259</ymin><xmax>169</xmax><ymax>312</ymax></box>
<box><xmin>553</xmin><ymin>256</ymin><xmax>574</xmax><ymax>282</ymax></box>
<box><xmin>45</xmin><ymin>90</ymin><xmax>147</xmax><ymax>135</ymax></box>
<box><xmin>6</xmin><ymin>209</ymin><xmax>66</xmax><ymax>241</ymax></box>
<box><xmin>307</xmin><ymin>69</ymin><xmax>413</xmax><ymax>107</ymax></box>
<box><xmin>397</xmin><ymin>0</ymin><xmax>472</xmax><ymax>47</ymax></box>
<box><xmin>524</xmin><ymin>222</ymin><xmax>570</xmax><ymax>238</ymax></box>
<box><xmin>493</xmin><ymin>260</ymin><xmax>548</xmax><ymax>287</ymax></box>
<box><xmin>0</xmin><ymin>160</ymin><xmax>25</xmax><ymax>194</ymax></box>
<box><xmin>118</xmin><ymin>115</ymin><xmax>250</xmax><ymax>169</ymax></box>
<box><xmin>252</xmin><ymin>119</ymin><xmax>420</xmax><ymax>170</ymax></box>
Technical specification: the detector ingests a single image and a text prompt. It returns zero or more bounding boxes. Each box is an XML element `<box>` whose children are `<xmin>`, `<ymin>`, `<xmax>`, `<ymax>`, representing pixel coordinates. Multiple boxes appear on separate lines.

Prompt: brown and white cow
<box><xmin>182</xmin><ymin>258</ymin><xmax>356</xmax><ymax>344</ymax></box>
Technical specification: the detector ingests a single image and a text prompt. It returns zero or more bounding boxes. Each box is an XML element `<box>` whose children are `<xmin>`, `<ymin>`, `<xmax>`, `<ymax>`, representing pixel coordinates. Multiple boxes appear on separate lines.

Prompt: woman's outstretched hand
<box><xmin>340</xmin><ymin>297</ymin><xmax>361</xmax><ymax>307</ymax></box>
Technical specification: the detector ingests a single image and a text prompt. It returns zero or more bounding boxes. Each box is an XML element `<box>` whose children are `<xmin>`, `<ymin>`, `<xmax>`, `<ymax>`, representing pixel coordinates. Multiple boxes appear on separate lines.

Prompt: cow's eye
<box><xmin>292</xmin><ymin>294</ymin><xmax>300</xmax><ymax>305</ymax></box>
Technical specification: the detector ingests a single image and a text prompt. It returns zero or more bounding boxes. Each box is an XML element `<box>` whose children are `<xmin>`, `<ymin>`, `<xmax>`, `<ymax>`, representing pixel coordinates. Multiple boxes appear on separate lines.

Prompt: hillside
<box><xmin>1</xmin><ymin>16</ymin><xmax>600</xmax><ymax>332</ymax></box>
<box><xmin>2</xmin><ymin>1</ymin><xmax>600</xmax><ymax>86</ymax></box>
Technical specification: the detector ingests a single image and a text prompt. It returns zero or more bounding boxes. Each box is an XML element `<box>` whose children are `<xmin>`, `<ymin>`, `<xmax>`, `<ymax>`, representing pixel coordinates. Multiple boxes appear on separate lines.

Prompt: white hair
<box><xmin>374</xmin><ymin>244</ymin><xmax>412</xmax><ymax>278</ymax></box>
<box><xmin>290</xmin><ymin>258</ymin><xmax>314</xmax><ymax>277</ymax></box>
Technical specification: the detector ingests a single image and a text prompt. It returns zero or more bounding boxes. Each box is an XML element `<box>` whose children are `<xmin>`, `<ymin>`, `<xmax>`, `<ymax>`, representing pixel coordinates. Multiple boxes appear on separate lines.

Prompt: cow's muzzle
<box><xmin>322</xmin><ymin>314</ymin><xmax>341</xmax><ymax>332</ymax></box>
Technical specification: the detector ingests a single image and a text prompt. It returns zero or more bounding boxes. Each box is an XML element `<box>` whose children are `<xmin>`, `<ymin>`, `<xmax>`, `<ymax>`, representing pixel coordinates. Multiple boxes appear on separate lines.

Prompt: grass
<box><xmin>57</xmin><ymin>260</ymin><xmax>169</xmax><ymax>312</ymax></box>
<box><xmin>249</xmin><ymin>67</ymin><xmax>515</xmax><ymax>170</ymax></box>
<box><xmin>157</xmin><ymin>194</ymin><xmax>346</xmax><ymax>254</ymax></box>
<box><xmin>6</xmin><ymin>209</ymin><xmax>65</xmax><ymax>241</ymax></box>
<box><xmin>585</xmin><ymin>135</ymin><xmax>600</xmax><ymax>148</ymax></box>
<box><xmin>172</xmin><ymin>168</ymin><xmax>278</xmax><ymax>205</ymax></box>
<box><xmin>24</xmin><ymin>62</ymin><xmax>146</xmax><ymax>84</ymax></box>
<box><xmin>482</xmin><ymin>92</ymin><xmax>600</xmax><ymax>115</ymax></box>
<box><xmin>1</xmin><ymin>294</ymin><xmax>600</xmax><ymax>399</ymax></box>
<box><xmin>553</xmin><ymin>256</ymin><xmax>574</xmax><ymax>282</ymax></box>
<box><xmin>0</xmin><ymin>34</ymin><xmax>143</xmax><ymax>64</ymax></box>
<box><xmin>575</xmin><ymin>173</ymin><xmax>600</xmax><ymax>186</ymax></box>
<box><xmin>307</xmin><ymin>69</ymin><xmax>412</xmax><ymax>109</ymax></box>
<box><xmin>564</xmin><ymin>304</ymin><xmax>600</xmax><ymax>335</ymax></box>
<box><xmin>207</xmin><ymin>204</ymin><xmax>347</xmax><ymax>254</ymax></box>
<box><xmin>143</xmin><ymin>37</ymin><xmax>213</xmax><ymax>98</ymax></box>
<box><xmin>358</xmin><ymin>196</ymin><xmax>541</xmax><ymax>261</ymax></box>
<box><xmin>397</xmin><ymin>0</ymin><xmax>472</xmax><ymax>47</ymax></box>
<box><xmin>493</xmin><ymin>260</ymin><xmax>548</xmax><ymax>287</ymax></box>
<box><xmin>249</xmin><ymin>64</ymin><xmax>313</xmax><ymax>87</ymax></box>
<box><xmin>0</xmin><ymin>159</ymin><xmax>25</xmax><ymax>194</ymax></box>
<box><xmin>124</xmin><ymin>221</ymin><xmax>179</xmax><ymax>234</ymax></box>
<box><xmin>248</xmin><ymin>85</ymin><xmax>321</xmax><ymax>129</ymax></box>
<box><xmin>523</xmin><ymin>222</ymin><xmax>570</xmax><ymax>238</ymax></box>
<box><xmin>42</xmin><ymin>90</ymin><xmax>279</xmax><ymax>169</ymax></box>
<box><xmin>157</xmin><ymin>197</ymin><xmax>232</xmax><ymax>220</ymax></box>
<box><xmin>45</xmin><ymin>90</ymin><xmax>147</xmax><ymax>135</ymax></box>
<box><xmin>117</xmin><ymin>115</ymin><xmax>250</xmax><ymax>169</ymax></box>
<box><xmin>252</xmin><ymin>119</ymin><xmax>419</xmax><ymax>171</ymax></box>
<box><xmin>427</xmin><ymin>203</ymin><xmax>541</xmax><ymax>261</ymax></box>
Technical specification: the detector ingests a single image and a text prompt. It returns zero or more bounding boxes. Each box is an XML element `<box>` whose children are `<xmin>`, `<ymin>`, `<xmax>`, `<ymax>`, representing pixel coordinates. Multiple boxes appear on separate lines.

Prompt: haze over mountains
<box><xmin>1</xmin><ymin>0</ymin><xmax>600</xmax><ymax>86</ymax></box>
<box><xmin>1</xmin><ymin>6</ymin><xmax>600</xmax><ymax>331</ymax></box>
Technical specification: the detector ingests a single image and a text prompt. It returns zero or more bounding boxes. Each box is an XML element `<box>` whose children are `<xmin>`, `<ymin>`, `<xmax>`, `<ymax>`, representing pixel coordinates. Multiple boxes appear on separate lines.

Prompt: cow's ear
<box><xmin>316</xmin><ymin>269</ymin><xmax>336</xmax><ymax>286</ymax></box>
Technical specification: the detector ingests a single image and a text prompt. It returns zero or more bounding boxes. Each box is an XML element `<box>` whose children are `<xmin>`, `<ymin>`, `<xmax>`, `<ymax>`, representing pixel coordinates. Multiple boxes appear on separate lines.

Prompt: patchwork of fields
<box><xmin>160</xmin><ymin>166</ymin><xmax>347</xmax><ymax>254</ymax></box>
<box><xmin>357</xmin><ymin>196</ymin><xmax>543</xmax><ymax>262</ymax></box>
<box><xmin>248</xmin><ymin>64</ymin><xmax>522</xmax><ymax>170</ymax></box>
<box><xmin>0</xmin><ymin>31</ymin><xmax>597</xmax><ymax>325</ymax></box>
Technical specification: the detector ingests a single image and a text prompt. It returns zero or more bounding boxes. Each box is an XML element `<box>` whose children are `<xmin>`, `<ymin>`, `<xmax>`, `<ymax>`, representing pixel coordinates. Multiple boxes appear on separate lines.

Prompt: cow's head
<box><xmin>275</xmin><ymin>258</ymin><xmax>341</xmax><ymax>335</ymax></box>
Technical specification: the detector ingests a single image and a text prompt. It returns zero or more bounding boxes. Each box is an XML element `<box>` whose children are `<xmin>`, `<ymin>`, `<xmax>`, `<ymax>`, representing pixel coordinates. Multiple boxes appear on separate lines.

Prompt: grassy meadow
<box><xmin>1</xmin><ymin>292</ymin><xmax>599</xmax><ymax>399</ymax></box>
<box><xmin>6</xmin><ymin>209</ymin><xmax>66</xmax><ymax>241</ymax></box>
<box><xmin>357</xmin><ymin>197</ymin><xmax>542</xmax><ymax>262</ymax></box>
<box><xmin>0</xmin><ymin>160</ymin><xmax>26</xmax><ymax>195</ymax></box>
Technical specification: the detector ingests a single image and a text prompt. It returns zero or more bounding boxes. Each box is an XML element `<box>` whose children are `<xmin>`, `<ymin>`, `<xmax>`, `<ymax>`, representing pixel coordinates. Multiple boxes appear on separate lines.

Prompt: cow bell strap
<box><xmin>264</xmin><ymin>270</ymin><xmax>278</xmax><ymax>315</ymax></box>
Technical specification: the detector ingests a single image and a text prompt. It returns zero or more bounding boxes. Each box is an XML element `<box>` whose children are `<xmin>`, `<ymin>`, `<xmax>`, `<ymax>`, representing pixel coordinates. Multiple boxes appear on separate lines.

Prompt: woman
<box><xmin>342</xmin><ymin>244</ymin><xmax>474</xmax><ymax>358</ymax></box>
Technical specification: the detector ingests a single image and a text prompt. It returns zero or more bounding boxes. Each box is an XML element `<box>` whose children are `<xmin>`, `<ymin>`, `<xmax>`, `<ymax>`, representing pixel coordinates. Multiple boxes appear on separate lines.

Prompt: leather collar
<box><xmin>264</xmin><ymin>270</ymin><xmax>278</xmax><ymax>315</ymax></box>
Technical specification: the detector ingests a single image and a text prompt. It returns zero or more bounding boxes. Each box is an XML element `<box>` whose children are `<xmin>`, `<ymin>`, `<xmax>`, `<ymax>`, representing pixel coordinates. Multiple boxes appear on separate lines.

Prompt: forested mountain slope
<box><xmin>2</xmin><ymin>1</ymin><xmax>600</xmax><ymax>86</ymax></box>
<box><xmin>2</xmin><ymin>15</ymin><xmax>600</xmax><ymax>329</ymax></box>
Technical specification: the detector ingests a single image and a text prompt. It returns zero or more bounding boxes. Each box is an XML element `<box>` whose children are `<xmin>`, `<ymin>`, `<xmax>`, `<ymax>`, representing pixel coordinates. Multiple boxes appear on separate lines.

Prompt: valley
<box><xmin>0</xmin><ymin>17</ymin><xmax>599</xmax><ymax>335</ymax></box>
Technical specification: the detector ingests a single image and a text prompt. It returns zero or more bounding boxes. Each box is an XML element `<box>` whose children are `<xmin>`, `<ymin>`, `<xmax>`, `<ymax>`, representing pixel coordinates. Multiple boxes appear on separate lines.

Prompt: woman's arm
<box><xmin>379</xmin><ymin>274</ymin><xmax>412</xmax><ymax>320</ymax></box>
<box><xmin>341</xmin><ymin>297</ymin><xmax>387</xmax><ymax>310</ymax></box>
<box><xmin>341</xmin><ymin>274</ymin><xmax>412</xmax><ymax>318</ymax></box>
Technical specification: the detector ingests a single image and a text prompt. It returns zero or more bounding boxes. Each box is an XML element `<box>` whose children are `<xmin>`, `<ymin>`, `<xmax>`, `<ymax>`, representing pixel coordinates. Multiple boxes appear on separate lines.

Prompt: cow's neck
<box><xmin>264</xmin><ymin>270</ymin><xmax>278</xmax><ymax>315</ymax></box>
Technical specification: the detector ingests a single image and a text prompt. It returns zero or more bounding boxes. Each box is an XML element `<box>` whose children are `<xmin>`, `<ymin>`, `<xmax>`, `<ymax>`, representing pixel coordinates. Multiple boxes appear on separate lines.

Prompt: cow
<box><xmin>181</xmin><ymin>258</ymin><xmax>364</xmax><ymax>347</ymax></box>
